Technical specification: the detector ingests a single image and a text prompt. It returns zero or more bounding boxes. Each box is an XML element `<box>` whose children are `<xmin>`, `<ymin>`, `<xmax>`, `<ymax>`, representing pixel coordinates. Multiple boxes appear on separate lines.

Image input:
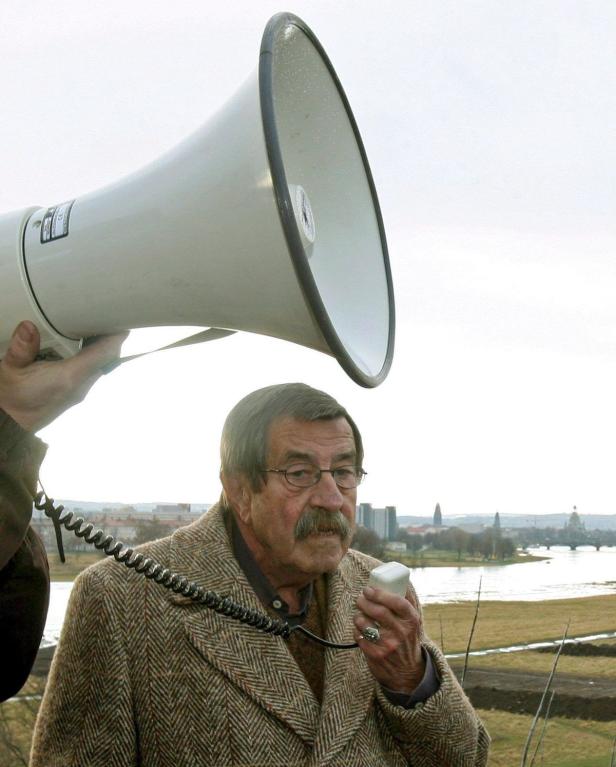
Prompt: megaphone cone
<box><xmin>0</xmin><ymin>13</ymin><xmax>394</xmax><ymax>387</ymax></box>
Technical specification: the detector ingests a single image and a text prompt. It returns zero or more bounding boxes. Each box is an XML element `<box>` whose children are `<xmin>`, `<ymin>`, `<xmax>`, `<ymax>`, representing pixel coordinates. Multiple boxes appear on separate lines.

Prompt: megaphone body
<box><xmin>0</xmin><ymin>13</ymin><xmax>394</xmax><ymax>387</ymax></box>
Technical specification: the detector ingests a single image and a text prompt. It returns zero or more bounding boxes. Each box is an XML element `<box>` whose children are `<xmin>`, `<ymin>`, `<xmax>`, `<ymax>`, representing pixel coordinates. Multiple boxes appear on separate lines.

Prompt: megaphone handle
<box><xmin>101</xmin><ymin>327</ymin><xmax>236</xmax><ymax>374</ymax></box>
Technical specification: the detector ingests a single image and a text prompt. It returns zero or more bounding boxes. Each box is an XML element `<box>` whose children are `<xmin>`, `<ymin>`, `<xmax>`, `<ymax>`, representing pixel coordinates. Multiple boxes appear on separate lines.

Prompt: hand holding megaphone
<box><xmin>0</xmin><ymin>13</ymin><xmax>394</xmax><ymax>388</ymax></box>
<box><xmin>0</xmin><ymin>321</ymin><xmax>127</xmax><ymax>433</ymax></box>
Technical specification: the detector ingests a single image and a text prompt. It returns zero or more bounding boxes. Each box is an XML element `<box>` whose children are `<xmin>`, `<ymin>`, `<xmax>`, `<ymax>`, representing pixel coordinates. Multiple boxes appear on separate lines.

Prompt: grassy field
<box><xmin>468</xmin><ymin>649</ymin><xmax>616</xmax><ymax>678</ymax></box>
<box><xmin>48</xmin><ymin>550</ymin><xmax>107</xmax><ymax>580</ymax></box>
<box><xmin>0</xmin><ymin>676</ymin><xmax>44</xmax><ymax>766</ymax></box>
<box><xmin>422</xmin><ymin>594</ymin><xmax>616</xmax><ymax>654</ymax></box>
<box><xmin>387</xmin><ymin>548</ymin><xmax>548</xmax><ymax>568</ymax></box>
<box><xmin>478</xmin><ymin>709</ymin><xmax>616</xmax><ymax>767</ymax></box>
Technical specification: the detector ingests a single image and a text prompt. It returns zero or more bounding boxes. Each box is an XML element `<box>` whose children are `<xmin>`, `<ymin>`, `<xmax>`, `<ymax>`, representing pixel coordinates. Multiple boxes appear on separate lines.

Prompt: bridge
<box><xmin>542</xmin><ymin>539</ymin><xmax>610</xmax><ymax>551</ymax></box>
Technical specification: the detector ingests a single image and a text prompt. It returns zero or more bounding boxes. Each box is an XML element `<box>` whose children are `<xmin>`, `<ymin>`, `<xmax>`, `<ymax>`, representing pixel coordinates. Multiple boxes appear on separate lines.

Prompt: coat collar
<box><xmin>165</xmin><ymin>505</ymin><xmax>376</xmax><ymax>754</ymax></box>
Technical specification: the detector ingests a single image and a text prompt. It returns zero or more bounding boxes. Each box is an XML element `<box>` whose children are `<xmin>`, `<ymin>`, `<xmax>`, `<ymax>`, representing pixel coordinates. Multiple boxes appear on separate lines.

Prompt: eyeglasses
<box><xmin>261</xmin><ymin>463</ymin><xmax>366</xmax><ymax>489</ymax></box>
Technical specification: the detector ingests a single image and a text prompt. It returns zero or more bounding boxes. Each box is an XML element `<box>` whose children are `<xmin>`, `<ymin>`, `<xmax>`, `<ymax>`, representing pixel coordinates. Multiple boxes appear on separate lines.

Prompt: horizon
<box><xmin>51</xmin><ymin>497</ymin><xmax>615</xmax><ymax>519</ymax></box>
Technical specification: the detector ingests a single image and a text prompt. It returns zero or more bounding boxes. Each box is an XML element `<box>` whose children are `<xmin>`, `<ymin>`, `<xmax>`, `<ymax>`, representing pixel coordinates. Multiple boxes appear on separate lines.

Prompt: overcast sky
<box><xmin>2</xmin><ymin>1</ymin><xmax>615</xmax><ymax>517</ymax></box>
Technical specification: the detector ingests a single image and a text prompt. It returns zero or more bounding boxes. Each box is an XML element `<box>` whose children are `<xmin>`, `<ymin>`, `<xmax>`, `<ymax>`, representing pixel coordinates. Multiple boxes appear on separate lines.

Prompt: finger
<box><xmin>2</xmin><ymin>322</ymin><xmax>41</xmax><ymax>369</ymax></box>
<box><xmin>353</xmin><ymin>615</ymin><xmax>385</xmax><ymax>643</ymax></box>
<box><xmin>62</xmin><ymin>332</ymin><xmax>129</xmax><ymax>380</ymax></box>
<box><xmin>405</xmin><ymin>584</ymin><xmax>421</xmax><ymax>611</ymax></box>
<box><xmin>359</xmin><ymin>587</ymin><xmax>415</xmax><ymax>621</ymax></box>
<box><xmin>356</xmin><ymin>602</ymin><xmax>411</xmax><ymax>638</ymax></box>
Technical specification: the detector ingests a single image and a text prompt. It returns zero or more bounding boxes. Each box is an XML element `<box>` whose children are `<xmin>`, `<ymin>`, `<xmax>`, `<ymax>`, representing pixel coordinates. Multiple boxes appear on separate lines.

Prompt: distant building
<box><xmin>405</xmin><ymin>525</ymin><xmax>442</xmax><ymax>536</ymax></box>
<box><xmin>31</xmin><ymin>501</ymin><xmax>203</xmax><ymax>550</ymax></box>
<box><xmin>356</xmin><ymin>503</ymin><xmax>398</xmax><ymax>541</ymax></box>
<box><xmin>385</xmin><ymin>541</ymin><xmax>407</xmax><ymax>553</ymax></box>
<box><xmin>153</xmin><ymin>503</ymin><xmax>193</xmax><ymax>520</ymax></box>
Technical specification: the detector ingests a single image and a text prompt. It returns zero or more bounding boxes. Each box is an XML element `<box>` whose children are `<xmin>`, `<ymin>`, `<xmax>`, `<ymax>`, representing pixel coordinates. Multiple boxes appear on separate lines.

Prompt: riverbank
<box><xmin>49</xmin><ymin>547</ymin><xmax>548</xmax><ymax>581</ymax></box>
<box><xmin>386</xmin><ymin>548</ymin><xmax>548</xmax><ymax>568</ymax></box>
<box><xmin>422</xmin><ymin>593</ymin><xmax>616</xmax><ymax>653</ymax></box>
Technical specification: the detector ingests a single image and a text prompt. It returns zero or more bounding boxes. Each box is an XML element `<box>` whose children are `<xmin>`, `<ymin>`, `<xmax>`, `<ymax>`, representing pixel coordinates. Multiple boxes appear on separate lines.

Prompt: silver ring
<box><xmin>361</xmin><ymin>625</ymin><xmax>380</xmax><ymax>643</ymax></box>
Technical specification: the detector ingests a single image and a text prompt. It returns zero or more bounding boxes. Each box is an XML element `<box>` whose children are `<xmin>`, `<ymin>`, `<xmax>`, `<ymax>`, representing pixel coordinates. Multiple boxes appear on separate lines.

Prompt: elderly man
<box><xmin>2</xmin><ymin>322</ymin><xmax>488</xmax><ymax>766</ymax></box>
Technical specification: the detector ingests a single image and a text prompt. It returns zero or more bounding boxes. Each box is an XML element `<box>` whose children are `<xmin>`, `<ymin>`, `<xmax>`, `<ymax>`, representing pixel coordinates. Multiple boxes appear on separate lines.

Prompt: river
<box><xmin>43</xmin><ymin>546</ymin><xmax>616</xmax><ymax>646</ymax></box>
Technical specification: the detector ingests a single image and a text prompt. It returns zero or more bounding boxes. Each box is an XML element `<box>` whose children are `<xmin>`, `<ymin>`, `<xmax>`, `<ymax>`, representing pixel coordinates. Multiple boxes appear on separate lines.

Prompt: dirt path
<box><xmin>451</xmin><ymin>664</ymin><xmax>616</xmax><ymax>720</ymax></box>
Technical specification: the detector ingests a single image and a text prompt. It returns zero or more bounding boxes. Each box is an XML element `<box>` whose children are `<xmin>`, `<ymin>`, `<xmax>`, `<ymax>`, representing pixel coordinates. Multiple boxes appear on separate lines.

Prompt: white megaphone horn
<box><xmin>0</xmin><ymin>12</ymin><xmax>395</xmax><ymax>387</ymax></box>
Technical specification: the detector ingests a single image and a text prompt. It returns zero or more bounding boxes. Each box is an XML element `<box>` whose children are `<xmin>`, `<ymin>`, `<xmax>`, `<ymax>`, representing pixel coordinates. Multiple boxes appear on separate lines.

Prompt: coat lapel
<box><xmin>310</xmin><ymin>559</ymin><xmax>376</xmax><ymax>765</ymax></box>
<box><xmin>165</xmin><ymin>506</ymin><xmax>319</xmax><ymax>745</ymax></box>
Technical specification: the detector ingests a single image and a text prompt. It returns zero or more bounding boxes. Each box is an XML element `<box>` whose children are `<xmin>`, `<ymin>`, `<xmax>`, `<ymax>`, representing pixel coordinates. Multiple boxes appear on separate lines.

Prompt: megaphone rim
<box><xmin>258</xmin><ymin>12</ymin><xmax>395</xmax><ymax>388</ymax></box>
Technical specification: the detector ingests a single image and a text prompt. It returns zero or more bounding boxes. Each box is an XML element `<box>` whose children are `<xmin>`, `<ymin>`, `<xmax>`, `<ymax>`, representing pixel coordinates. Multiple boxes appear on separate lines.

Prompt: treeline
<box><xmin>351</xmin><ymin>525</ymin><xmax>516</xmax><ymax>561</ymax></box>
<box><xmin>400</xmin><ymin>527</ymin><xmax>516</xmax><ymax>561</ymax></box>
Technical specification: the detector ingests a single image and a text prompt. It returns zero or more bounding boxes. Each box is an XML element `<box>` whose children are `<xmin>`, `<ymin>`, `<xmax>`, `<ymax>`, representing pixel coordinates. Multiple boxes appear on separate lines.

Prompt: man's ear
<box><xmin>220</xmin><ymin>472</ymin><xmax>252</xmax><ymax>523</ymax></box>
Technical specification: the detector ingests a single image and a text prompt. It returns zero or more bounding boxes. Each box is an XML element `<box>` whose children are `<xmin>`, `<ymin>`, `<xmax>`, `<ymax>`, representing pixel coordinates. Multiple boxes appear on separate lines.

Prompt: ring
<box><xmin>361</xmin><ymin>625</ymin><xmax>380</xmax><ymax>643</ymax></box>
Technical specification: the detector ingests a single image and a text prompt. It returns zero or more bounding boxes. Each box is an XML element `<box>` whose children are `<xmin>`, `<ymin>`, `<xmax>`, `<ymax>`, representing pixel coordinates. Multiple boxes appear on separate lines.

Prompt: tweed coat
<box><xmin>31</xmin><ymin>504</ymin><xmax>489</xmax><ymax>767</ymax></box>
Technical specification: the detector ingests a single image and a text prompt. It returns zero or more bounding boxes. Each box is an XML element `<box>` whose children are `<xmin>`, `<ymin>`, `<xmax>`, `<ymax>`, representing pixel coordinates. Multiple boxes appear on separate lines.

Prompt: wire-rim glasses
<box><xmin>261</xmin><ymin>463</ymin><xmax>366</xmax><ymax>489</ymax></box>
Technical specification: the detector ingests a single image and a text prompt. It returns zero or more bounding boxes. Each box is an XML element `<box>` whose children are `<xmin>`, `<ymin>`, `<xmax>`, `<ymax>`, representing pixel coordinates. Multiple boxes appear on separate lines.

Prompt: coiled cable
<box><xmin>35</xmin><ymin>489</ymin><xmax>358</xmax><ymax>650</ymax></box>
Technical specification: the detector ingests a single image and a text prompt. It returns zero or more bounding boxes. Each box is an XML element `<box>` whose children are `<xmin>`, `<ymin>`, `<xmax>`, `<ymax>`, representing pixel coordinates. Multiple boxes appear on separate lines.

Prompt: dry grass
<box><xmin>467</xmin><ymin>649</ymin><xmax>616</xmax><ymax>678</ymax></box>
<box><xmin>423</xmin><ymin>594</ymin><xmax>616</xmax><ymax>654</ymax></box>
<box><xmin>48</xmin><ymin>550</ymin><xmax>106</xmax><ymax>580</ymax></box>
<box><xmin>479</xmin><ymin>709</ymin><xmax>616</xmax><ymax>767</ymax></box>
<box><xmin>0</xmin><ymin>677</ymin><xmax>44</xmax><ymax>767</ymax></box>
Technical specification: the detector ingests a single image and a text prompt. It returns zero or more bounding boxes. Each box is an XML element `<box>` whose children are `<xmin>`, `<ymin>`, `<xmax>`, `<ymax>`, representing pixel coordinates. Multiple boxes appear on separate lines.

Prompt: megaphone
<box><xmin>0</xmin><ymin>12</ymin><xmax>394</xmax><ymax>387</ymax></box>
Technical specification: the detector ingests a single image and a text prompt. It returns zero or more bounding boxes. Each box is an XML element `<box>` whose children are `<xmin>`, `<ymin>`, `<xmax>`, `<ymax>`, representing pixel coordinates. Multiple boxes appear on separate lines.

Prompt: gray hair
<box><xmin>220</xmin><ymin>383</ymin><xmax>363</xmax><ymax>492</ymax></box>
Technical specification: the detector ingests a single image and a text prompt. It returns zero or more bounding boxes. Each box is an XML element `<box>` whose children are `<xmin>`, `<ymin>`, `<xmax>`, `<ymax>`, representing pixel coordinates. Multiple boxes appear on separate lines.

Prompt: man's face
<box><xmin>236</xmin><ymin>416</ymin><xmax>358</xmax><ymax>584</ymax></box>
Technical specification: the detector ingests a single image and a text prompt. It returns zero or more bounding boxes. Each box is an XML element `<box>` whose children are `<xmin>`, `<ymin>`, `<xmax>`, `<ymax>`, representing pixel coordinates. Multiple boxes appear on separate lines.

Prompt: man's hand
<box><xmin>0</xmin><ymin>321</ymin><xmax>128</xmax><ymax>433</ymax></box>
<box><xmin>354</xmin><ymin>586</ymin><xmax>425</xmax><ymax>694</ymax></box>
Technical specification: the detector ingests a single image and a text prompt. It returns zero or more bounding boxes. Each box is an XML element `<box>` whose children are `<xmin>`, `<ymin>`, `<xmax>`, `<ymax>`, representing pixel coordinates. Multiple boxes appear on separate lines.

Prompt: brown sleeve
<box><xmin>0</xmin><ymin>410</ymin><xmax>50</xmax><ymax>701</ymax></box>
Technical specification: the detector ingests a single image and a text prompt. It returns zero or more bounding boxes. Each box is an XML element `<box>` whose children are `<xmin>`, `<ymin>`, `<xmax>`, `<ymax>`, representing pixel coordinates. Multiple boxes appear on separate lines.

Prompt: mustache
<box><xmin>294</xmin><ymin>507</ymin><xmax>353</xmax><ymax>541</ymax></box>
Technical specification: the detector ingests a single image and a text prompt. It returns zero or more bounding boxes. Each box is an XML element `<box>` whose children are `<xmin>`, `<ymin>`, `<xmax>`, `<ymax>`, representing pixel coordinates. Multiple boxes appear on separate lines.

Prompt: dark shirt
<box><xmin>0</xmin><ymin>411</ymin><xmax>50</xmax><ymax>701</ymax></box>
<box><xmin>230</xmin><ymin>513</ymin><xmax>313</xmax><ymax>627</ymax></box>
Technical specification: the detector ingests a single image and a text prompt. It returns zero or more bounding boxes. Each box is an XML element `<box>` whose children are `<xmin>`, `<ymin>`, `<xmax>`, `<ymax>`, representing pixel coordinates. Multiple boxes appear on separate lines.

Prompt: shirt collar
<box><xmin>228</xmin><ymin>508</ymin><xmax>313</xmax><ymax>624</ymax></box>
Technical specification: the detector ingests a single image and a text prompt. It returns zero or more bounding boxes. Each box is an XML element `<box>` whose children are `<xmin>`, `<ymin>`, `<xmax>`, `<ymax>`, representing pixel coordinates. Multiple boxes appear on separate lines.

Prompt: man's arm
<box><xmin>374</xmin><ymin>639</ymin><xmax>490</xmax><ymax>767</ymax></box>
<box><xmin>0</xmin><ymin>321</ymin><xmax>126</xmax><ymax>701</ymax></box>
<box><xmin>0</xmin><ymin>411</ymin><xmax>49</xmax><ymax>701</ymax></box>
<box><xmin>354</xmin><ymin>583</ymin><xmax>490</xmax><ymax>766</ymax></box>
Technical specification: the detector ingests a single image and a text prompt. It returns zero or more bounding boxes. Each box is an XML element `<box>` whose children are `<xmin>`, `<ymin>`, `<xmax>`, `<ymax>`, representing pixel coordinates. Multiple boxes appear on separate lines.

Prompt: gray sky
<box><xmin>2</xmin><ymin>1</ymin><xmax>615</xmax><ymax>517</ymax></box>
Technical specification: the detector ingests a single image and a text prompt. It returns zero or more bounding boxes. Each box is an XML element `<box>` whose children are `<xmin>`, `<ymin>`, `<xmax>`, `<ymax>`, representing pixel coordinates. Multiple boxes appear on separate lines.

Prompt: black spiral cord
<box><xmin>35</xmin><ymin>488</ymin><xmax>358</xmax><ymax>650</ymax></box>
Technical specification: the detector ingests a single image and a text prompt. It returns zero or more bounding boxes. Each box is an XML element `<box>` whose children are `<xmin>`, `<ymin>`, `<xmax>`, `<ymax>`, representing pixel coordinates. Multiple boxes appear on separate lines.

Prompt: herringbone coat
<box><xmin>31</xmin><ymin>505</ymin><xmax>489</xmax><ymax>766</ymax></box>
